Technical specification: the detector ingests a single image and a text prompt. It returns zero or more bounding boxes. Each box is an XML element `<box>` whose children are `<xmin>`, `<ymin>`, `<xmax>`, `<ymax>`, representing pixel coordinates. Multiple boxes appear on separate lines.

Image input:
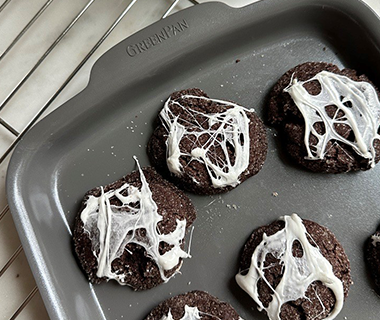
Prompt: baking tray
<box><xmin>7</xmin><ymin>0</ymin><xmax>380</xmax><ymax>319</ymax></box>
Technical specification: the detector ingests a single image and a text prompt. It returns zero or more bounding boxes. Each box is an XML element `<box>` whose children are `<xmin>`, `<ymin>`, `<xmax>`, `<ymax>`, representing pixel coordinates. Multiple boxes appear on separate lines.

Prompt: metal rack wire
<box><xmin>0</xmin><ymin>0</ymin><xmax>198</xmax><ymax>318</ymax></box>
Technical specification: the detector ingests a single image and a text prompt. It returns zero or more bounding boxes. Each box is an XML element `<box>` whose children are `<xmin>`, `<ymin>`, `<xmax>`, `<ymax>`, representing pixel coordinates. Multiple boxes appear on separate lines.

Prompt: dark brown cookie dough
<box><xmin>268</xmin><ymin>61</ymin><xmax>380</xmax><ymax>173</ymax></box>
<box><xmin>144</xmin><ymin>290</ymin><xmax>241</xmax><ymax>320</ymax></box>
<box><xmin>148</xmin><ymin>88</ymin><xmax>267</xmax><ymax>195</ymax></box>
<box><xmin>237</xmin><ymin>216</ymin><xmax>351</xmax><ymax>320</ymax></box>
<box><xmin>365</xmin><ymin>228</ymin><xmax>380</xmax><ymax>295</ymax></box>
<box><xmin>73</xmin><ymin>167</ymin><xmax>196</xmax><ymax>291</ymax></box>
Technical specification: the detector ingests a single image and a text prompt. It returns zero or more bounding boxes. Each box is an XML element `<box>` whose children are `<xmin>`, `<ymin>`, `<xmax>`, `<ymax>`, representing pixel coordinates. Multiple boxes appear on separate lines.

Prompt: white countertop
<box><xmin>0</xmin><ymin>0</ymin><xmax>379</xmax><ymax>319</ymax></box>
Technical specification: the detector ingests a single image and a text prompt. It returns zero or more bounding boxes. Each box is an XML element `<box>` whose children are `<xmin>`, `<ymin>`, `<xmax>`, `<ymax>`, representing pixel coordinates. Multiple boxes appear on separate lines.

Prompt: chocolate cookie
<box><xmin>236</xmin><ymin>214</ymin><xmax>351</xmax><ymax>320</ymax></box>
<box><xmin>144</xmin><ymin>290</ymin><xmax>241</xmax><ymax>320</ymax></box>
<box><xmin>268</xmin><ymin>62</ymin><xmax>380</xmax><ymax>173</ymax></box>
<box><xmin>365</xmin><ymin>227</ymin><xmax>380</xmax><ymax>295</ymax></box>
<box><xmin>73</xmin><ymin>161</ymin><xmax>196</xmax><ymax>290</ymax></box>
<box><xmin>148</xmin><ymin>88</ymin><xmax>267</xmax><ymax>195</ymax></box>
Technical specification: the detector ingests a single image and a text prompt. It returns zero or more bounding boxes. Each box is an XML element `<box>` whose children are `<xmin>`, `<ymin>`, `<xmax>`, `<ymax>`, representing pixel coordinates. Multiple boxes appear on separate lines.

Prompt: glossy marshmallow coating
<box><xmin>160</xmin><ymin>94</ymin><xmax>253</xmax><ymax>188</ymax></box>
<box><xmin>284</xmin><ymin>71</ymin><xmax>380</xmax><ymax>167</ymax></box>
<box><xmin>160</xmin><ymin>306</ymin><xmax>203</xmax><ymax>320</ymax></box>
<box><xmin>80</xmin><ymin>158</ymin><xmax>190</xmax><ymax>284</ymax></box>
<box><xmin>235</xmin><ymin>214</ymin><xmax>344</xmax><ymax>320</ymax></box>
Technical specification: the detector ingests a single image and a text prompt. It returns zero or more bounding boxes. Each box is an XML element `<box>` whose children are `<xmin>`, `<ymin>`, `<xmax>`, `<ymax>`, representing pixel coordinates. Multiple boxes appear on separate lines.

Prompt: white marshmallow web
<box><xmin>371</xmin><ymin>233</ymin><xmax>380</xmax><ymax>246</ymax></box>
<box><xmin>284</xmin><ymin>71</ymin><xmax>380</xmax><ymax>167</ymax></box>
<box><xmin>80</xmin><ymin>157</ymin><xmax>190</xmax><ymax>284</ymax></box>
<box><xmin>235</xmin><ymin>214</ymin><xmax>344</xmax><ymax>320</ymax></box>
<box><xmin>160</xmin><ymin>306</ymin><xmax>203</xmax><ymax>320</ymax></box>
<box><xmin>159</xmin><ymin>305</ymin><xmax>244</xmax><ymax>320</ymax></box>
<box><xmin>160</xmin><ymin>94</ymin><xmax>254</xmax><ymax>188</ymax></box>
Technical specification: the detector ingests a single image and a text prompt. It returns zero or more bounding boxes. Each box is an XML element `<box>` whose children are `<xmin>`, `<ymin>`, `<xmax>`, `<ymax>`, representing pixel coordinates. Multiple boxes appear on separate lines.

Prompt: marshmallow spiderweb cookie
<box><xmin>148</xmin><ymin>88</ymin><xmax>267</xmax><ymax>195</ymax></box>
<box><xmin>235</xmin><ymin>214</ymin><xmax>351</xmax><ymax>320</ymax></box>
<box><xmin>144</xmin><ymin>290</ymin><xmax>242</xmax><ymax>320</ymax></box>
<box><xmin>268</xmin><ymin>62</ymin><xmax>380</xmax><ymax>173</ymax></box>
<box><xmin>73</xmin><ymin>159</ymin><xmax>196</xmax><ymax>290</ymax></box>
<box><xmin>365</xmin><ymin>226</ymin><xmax>380</xmax><ymax>295</ymax></box>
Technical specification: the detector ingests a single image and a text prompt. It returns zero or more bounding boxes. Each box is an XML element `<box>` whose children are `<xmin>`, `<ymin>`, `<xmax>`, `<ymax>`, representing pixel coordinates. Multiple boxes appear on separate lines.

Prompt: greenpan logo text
<box><xmin>126</xmin><ymin>19</ymin><xmax>189</xmax><ymax>57</ymax></box>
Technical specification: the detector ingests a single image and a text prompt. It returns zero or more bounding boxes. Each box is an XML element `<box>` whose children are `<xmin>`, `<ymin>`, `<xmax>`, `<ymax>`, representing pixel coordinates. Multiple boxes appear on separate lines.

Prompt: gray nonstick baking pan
<box><xmin>7</xmin><ymin>0</ymin><xmax>380</xmax><ymax>319</ymax></box>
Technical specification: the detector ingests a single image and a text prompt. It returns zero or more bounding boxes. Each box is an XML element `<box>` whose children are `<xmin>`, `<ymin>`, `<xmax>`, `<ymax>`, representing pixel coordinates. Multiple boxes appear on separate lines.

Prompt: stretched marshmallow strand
<box><xmin>160</xmin><ymin>94</ymin><xmax>253</xmax><ymax>188</ymax></box>
<box><xmin>236</xmin><ymin>214</ymin><xmax>344</xmax><ymax>320</ymax></box>
<box><xmin>80</xmin><ymin>158</ymin><xmax>190</xmax><ymax>284</ymax></box>
<box><xmin>284</xmin><ymin>71</ymin><xmax>380</xmax><ymax>167</ymax></box>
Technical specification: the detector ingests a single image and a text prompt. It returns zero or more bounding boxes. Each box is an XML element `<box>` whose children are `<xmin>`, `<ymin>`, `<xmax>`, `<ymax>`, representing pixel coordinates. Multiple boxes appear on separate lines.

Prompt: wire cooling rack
<box><xmin>0</xmin><ymin>1</ymin><xmax>200</xmax><ymax>319</ymax></box>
